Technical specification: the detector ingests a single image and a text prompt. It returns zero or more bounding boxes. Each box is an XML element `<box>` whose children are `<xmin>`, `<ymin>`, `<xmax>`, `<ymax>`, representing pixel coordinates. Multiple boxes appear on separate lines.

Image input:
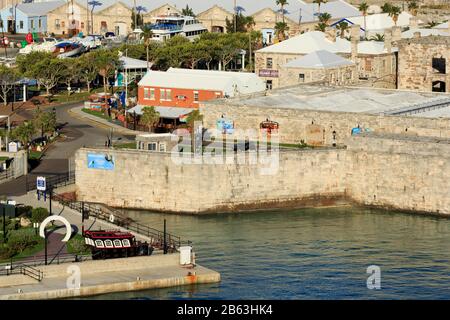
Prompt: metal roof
<box><xmin>11</xmin><ymin>1</ymin><xmax>66</xmax><ymax>17</ymax></box>
<box><xmin>119</xmin><ymin>56</ymin><xmax>151</xmax><ymax>70</ymax></box>
<box><xmin>284</xmin><ymin>50</ymin><xmax>354</xmax><ymax>68</ymax></box>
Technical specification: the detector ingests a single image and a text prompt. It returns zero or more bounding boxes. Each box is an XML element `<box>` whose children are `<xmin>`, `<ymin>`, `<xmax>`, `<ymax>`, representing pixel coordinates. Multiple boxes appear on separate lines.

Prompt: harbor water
<box><xmin>87</xmin><ymin>207</ymin><xmax>450</xmax><ymax>299</ymax></box>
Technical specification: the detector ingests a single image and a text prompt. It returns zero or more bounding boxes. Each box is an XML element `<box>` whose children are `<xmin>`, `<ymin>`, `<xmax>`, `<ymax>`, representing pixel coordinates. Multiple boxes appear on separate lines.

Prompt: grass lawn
<box><xmin>114</xmin><ymin>142</ymin><xmax>136</xmax><ymax>149</ymax></box>
<box><xmin>0</xmin><ymin>231</ymin><xmax>45</xmax><ymax>264</ymax></box>
<box><xmin>0</xmin><ymin>156</ymin><xmax>9</xmax><ymax>162</ymax></box>
<box><xmin>28</xmin><ymin>150</ymin><xmax>42</xmax><ymax>160</ymax></box>
<box><xmin>66</xmin><ymin>233</ymin><xmax>91</xmax><ymax>255</ymax></box>
<box><xmin>51</xmin><ymin>88</ymin><xmax>105</xmax><ymax>104</ymax></box>
<box><xmin>82</xmin><ymin>108</ymin><xmax>111</xmax><ymax>121</ymax></box>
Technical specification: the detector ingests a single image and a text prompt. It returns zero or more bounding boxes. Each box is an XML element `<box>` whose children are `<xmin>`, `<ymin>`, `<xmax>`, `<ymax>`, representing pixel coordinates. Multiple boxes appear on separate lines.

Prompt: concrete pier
<box><xmin>0</xmin><ymin>254</ymin><xmax>220</xmax><ymax>300</ymax></box>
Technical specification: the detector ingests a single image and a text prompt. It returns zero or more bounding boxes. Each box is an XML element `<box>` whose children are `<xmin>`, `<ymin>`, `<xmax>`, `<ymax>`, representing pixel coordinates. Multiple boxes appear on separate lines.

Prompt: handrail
<box><xmin>25</xmin><ymin>171</ymin><xmax>75</xmax><ymax>192</ymax></box>
<box><xmin>52</xmin><ymin>193</ymin><xmax>188</xmax><ymax>251</ymax></box>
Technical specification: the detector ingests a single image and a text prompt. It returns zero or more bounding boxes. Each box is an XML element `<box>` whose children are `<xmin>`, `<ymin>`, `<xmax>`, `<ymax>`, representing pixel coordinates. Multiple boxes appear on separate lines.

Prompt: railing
<box><xmin>20</xmin><ymin>264</ymin><xmax>44</xmax><ymax>281</ymax></box>
<box><xmin>25</xmin><ymin>171</ymin><xmax>75</xmax><ymax>192</ymax></box>
<box><xmin>0</xmin><ymin>167</ymin><xmax>14</xmax><ymax>182</ymax></box>
<box><xmin>52</xmin><ymin>193</ymin><xmax>186</xmax><ymax>251</ymax></box>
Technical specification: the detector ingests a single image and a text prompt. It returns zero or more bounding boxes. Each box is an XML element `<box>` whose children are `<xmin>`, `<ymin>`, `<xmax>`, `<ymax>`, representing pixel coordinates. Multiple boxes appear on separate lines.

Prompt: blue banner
<box><xmin>87</xmin><ymin>153</ymin><xmax>115</xmax><ymax>170</ymax></box>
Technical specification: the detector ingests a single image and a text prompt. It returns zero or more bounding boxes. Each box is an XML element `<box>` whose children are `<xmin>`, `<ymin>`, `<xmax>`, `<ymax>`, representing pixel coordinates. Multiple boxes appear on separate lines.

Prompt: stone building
<box><xmin>279</xmin><ymin>50</ymin><xmax>357</xmax><ymax>86</ymax></box>
<box><xmin>255</xmin><ymin>26</ymin><xmax>397</xmax><ymax>89</ymax></box>
<box><xmin>397</xmin><ymin>35</ymin><xmax>450</xmax><ymax>92</ymax></box>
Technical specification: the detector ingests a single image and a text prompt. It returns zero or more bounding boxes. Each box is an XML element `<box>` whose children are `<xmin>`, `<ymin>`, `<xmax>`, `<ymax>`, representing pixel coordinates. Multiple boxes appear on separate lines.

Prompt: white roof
<box><xmin>167</xmin><ymin>68</ymin><xmax>266</xmax><ymax>95</ymax></box>
<box><xmin>257</xmin><ymin>31</ymin><xmax>396</xmax><ymax>55</ymax></box>
<box><xmin>284</xmin><ymin>50</ymin><xmax>354</xmax><ymax>68</ymax></box>
<box><xmin>10</xmin><ymin>1</ymin><xmax>65</xmax><ymax>16</ymax></box>
<box><xmin>402</xmin><ymin>28</ymin><xmax>449</xmax><ymax>39</ymax></box>
<box><xmin>69</xmin><ymin>0</ymin><xmax>360</xmax><ymax>23</ymax></box>
<box><xmin>345</xmin><ymin>12</ymin><xmax>415</xmax><ymax>31</ymax></box>
<box><xmin>434</xmin><ymin>21</ymin><xmax>448</xmax><ymax>29</ymax></box>
<box><xmin>119</xmin><ymin>56</ymin><xmax>151</xmax><ymax>69</ymax></box>
<box><xmin>139</xmin><ymin>68</ymin><xmax>265</xmax><ymax>96</ymax></box>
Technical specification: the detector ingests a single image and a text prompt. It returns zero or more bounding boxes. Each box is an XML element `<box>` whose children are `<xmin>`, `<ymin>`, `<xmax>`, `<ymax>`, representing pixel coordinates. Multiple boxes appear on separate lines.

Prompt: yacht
<box><xmin>146</xmin><ymin>14</ymin><xmax>208</xmax><ymax>42</ymax></box>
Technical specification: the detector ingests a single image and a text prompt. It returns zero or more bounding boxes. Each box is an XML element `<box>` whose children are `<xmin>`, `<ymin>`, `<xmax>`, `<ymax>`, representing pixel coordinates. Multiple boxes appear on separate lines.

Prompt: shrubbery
<box><xmin>7</xmin><ymin>228</ymin><xmax>40</xmax><ymax>254</ymax></box>
<box><xmin>31</xmin><ymin>207</ymin><xmax>48</xmax><ymax>223</ymax></box>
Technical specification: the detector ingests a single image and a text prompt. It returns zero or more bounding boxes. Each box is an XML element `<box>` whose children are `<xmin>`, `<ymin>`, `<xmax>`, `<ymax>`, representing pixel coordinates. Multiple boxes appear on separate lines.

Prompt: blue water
<box><xmin>88</xmin><ymin>207</ymin><xmax>450</xmax><ymax>299</ymax></box>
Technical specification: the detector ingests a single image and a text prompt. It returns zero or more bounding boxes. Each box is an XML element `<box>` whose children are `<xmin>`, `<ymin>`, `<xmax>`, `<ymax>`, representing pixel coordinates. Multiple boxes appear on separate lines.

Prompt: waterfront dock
<box><xmin>0</xmin><ymin>254</ymin><xmax>220</xmax><ymax>300</ymax></box>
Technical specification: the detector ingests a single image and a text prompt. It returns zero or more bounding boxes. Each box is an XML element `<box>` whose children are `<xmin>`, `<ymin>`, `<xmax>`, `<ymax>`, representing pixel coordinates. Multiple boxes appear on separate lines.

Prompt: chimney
<box><xmin>384</xmin><ymin>30</ymin><xmax>392</xmax><ymax>54</ymax></box>
<box><xmin>350</xmin><ymin>25</ymin><xmax>360</xmax><ymax>62</ymax></box>
<box><xmin>391</xmin><ymin>26</ymin><xmax>402</xmax><ymax>42</ymax></box>
<box><xmin>325</xmin><ymin>27</ymin><xmax>336</xmax><ymax>42</ymax></box>
<box><xmin>413</xmin><ymin>31</ymin><xmax>421</xmax><ymax>39</ymax></box>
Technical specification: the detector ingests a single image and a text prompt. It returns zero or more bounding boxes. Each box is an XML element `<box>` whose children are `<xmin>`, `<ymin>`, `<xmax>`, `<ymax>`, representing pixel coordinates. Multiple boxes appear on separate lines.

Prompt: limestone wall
<box><xmin>75</xmin><ymin>148</ymin><xmax>347</xmax><ymax>213</ymax></box>
<box><xmin>346</xmin><ymin>134</ymin><xmax>450</xmax><ymax>214</ymax></box>
<box><xmin>201</xmin><ymin>101</ymin><xmax>450</xmax><ymax>145</ymax></box>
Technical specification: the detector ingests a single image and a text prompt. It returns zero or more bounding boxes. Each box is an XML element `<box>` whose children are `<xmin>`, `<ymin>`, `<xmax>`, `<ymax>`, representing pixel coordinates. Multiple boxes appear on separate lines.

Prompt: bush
<box><xmin>32</xmin><ymin>207</ymin><xmax>48</xmax><ymax>223</ymax></box>
<box><xmin>16</xmin><ymin>205</ymin><xmax>33</xmax><ymax>218</ymax></box>
<box><xmin>0</xmin><ymin>245</ymin><xmax>17</xmax><ymax>259</ymax></box>
<box><xmin>7</xmin><ymin>228</ymin><xmax>39</xmax><ymax>254</ymax></box>
<box><xmin>67</xmin><ymin>237</ymin><xmax>90</xmax><ymax>255</ymax></box>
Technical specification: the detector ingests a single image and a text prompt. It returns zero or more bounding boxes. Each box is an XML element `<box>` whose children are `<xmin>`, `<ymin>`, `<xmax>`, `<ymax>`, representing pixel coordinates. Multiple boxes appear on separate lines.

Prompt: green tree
<box><xmin>93</xmin><ymin>49</ymin><xmax>121</xmax><ymax>94</ymax></box>
<box><xmin>408</xmin><ymin>1</ymin><xmax>418</xmax><ymax>16</ymax></box>
<box><xmin>186</xmin><ymin>109</ymin><xmax>203</xmax><ymax>130</ymax></box>
<box><xmin>381</xmin><ymin>2</ymin><xmax>392</xmax><ymax>13</ymax></box>
<box><xmin>336</xmin><ymin>21</ymin><xmax>349</xmax><ymax>38</ymax></box>
<box><xmin>315</xmin><ymin>22</ymin><xmax>327</xmax><ymax>32</ymax></box>
<box><xmin>370</xmin><ymin>33</ymin><xmax>385</xmax><ymax>41</ymax></box>
<box><xmin>31</xmin><ymin>207</ymin><xmax>49</xmax><ymax>223</ymax></box>
<box><xmin>140</xmin><ymin>106</ymin><xmax>160</xmax><ymax>132</ymax></box>
<box><xmin>79</xmin><ymin>52</ymin><xmax>99</xmax><ymax>92</ymax></box>
<box><xmin>182</xmin><ymin>5</ymin><xmax>195</xmax><ymax>17</ymax></box>
<box><xmin>276</xmin><ymin>0</ymin><xmax>289</xmax><ymax>23</ymax></box>
<box><xmin>359</xmin><ymin>2</ymin><xmax>369</xmax><ymax>39</ymax></box>
<box><xmin>313</xmin><ymin>0</ymin><xmax>328</xmax><ymax>16</ymax></box>
<box><xmin>61</xmin><ymin>58</ymin><xmax>82</xmax><ymax>96</ymax></box>
<box><xmin>0</xmin><ymin>65</ymin><xmax>19</xmax><ymax>106</ymax></box>
<box><xmin>11</xmin><ymin>121</ymin><xmax>35</xmax><ymax>150</ymax></box>
<box><xmin>388</xmin><ymin>5</ymin><xmax>402</xmax><ymax>26</ymax></box>
<box><xmin>275</xmin><ymin>21</ymin><xmax>289</xmax><ymax>41</ymax></box>
<box><xmin>318</xmin><ymin>12</ymin><xmax>332</xmax><ymax>25</ymax></box>
<box><xmin>131</xmin><ymin>9</ymin><xmax>144</xmax><ymax>30</ymax></box>
<box><xmin>226</xmin><ymin>13</ymin><xmax>252</xmax><ymax>33</ymax></box>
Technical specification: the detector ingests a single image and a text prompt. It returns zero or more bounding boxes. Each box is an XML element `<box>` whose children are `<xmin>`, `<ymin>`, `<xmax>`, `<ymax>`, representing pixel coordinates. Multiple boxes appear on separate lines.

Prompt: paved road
<box><xmin>0</xmin><ymin>102</ymin><xmax>134</xmax><ymax>196</ymax></box>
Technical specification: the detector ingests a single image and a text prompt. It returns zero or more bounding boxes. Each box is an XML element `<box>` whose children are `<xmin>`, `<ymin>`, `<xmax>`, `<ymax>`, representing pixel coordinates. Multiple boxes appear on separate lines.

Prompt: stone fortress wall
<box><xmin>75</xmin><ymin>132</ymin><xmax>450</xmax><ymax>215</ymax></box>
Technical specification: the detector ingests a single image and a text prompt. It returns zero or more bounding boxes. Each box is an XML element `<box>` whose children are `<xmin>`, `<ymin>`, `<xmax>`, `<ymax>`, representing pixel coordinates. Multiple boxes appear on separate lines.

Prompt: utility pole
<box><xmin>233</xmin><ymin>0</ymin><xmax>237</xmax><ymax>33</ymax></box>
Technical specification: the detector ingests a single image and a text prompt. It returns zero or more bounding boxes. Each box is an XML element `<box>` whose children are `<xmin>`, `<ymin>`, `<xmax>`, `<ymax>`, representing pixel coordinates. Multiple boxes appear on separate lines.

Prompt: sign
<box><xmin>36</xmin><ymin>176</ymin><xmax>46</xmax><ymax>191</ymax></box>
<box><xmin>87</xmin><ymin>153</ymin><xmax>115</xmax><ymax>170</ymax></box>
<box><xmin>8</xmin><ymin>142</ymin><xmax>18</xmax><ymax>153</ymax></box>
<box><xmin>217</xmin><ymin>118</ymin><xmax>234</xmax><ymax>134</ymax></box>
<box><xmin>258</xmin><ymin>69</ymin><xmax>279</xmax><ymax>78</ymax></box>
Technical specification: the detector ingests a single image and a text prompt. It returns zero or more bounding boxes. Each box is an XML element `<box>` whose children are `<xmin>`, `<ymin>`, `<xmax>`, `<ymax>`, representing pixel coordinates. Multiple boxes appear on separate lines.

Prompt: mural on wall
<box><xmin>216</xmin><ymin>117</ymin><xmax>235</xmax><ymax>134</ymax></box>
<box><xmin>87</xmin><ymin>153</ymin><xmax>115</xmax><ymax>170</ymax></box>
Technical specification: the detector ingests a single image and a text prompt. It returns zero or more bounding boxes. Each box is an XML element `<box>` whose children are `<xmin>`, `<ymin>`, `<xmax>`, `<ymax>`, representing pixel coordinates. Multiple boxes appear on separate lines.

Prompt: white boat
<box><xmin>147</xmin><ymin>14</ymin><xmax>207</xmax><ymax>42</ymax></box>
<box><xmin>52</xmin><ymin>41</ymin><xmax>85</xmax><ymax>58</ymax></box>
<box><xmin>71</xmin><ymin>35</ymin><xmax>103</xmax><ymax>50</ymax></box>
<box><xmin>18</xmin><ymin>37</ymin><xmax>58</xmax><ymax>54</ymax></box>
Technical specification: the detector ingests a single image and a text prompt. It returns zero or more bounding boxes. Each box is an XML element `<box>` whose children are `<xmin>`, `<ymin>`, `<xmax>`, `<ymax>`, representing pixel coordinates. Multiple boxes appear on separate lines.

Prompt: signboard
<box><xmin>87</xmin><ymin>153</ymin><xmax>115</xmax><ymax>170</ymax></box>
<box><xmin>36</xmin><ymin>176</ymin><xmax>46</xmax><ymax>191</ymax></box>
<box><xmin>258</xmin><ymin>69</ymin><xmax>279</xmax><ymax>78</ymax></box>
<box><xmin>217</xmin><ymin>118</ymin><xmax>235</xmax><ymax>134</ymax></box>
<box><xmin>8</xmin><ymin>142</ymin><xmax>18</xmax><ymax>153</ymax></box>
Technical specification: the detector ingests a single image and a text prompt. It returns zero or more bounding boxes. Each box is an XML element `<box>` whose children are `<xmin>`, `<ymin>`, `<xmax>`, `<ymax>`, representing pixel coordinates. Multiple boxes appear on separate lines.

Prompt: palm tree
<box><xmin>381</xmin><ymin>2</ymin><xmax>392</xmax><ymax>14</ymax></box>
<box><xmin>315</xmin><ymin>22</ymin><xmax>327</xmax><ymax>32</ymax></box>
<box><xmin>276</xmin><ymin>0</ymin><xmax>289</xmax><ymax>23</ymax></box>
<box><xmin>408</xmin><ymin>1</ymin><xmax>418</xmax><ymax>17</ymax></box>
<box><xmin>141</xmin><ymin>106</ymin><xmax>160</xmax><ymax>132</ymax></box>
<box><xmin>11</xmin><ymin>121</ymin><xmax>35</xmax><ymax>151</ymax></box>
<box><xmin>186</xmin><ymin>109</ymin><xmax>204</xmax><ymax>131</ymax></box>
<box><xmin>274</xmin><ymin>21</ymin><xmax>289</xmax><ymax>41</ymax></box>
<box><xmin>388</xmin><ymin>5</ymin><xmax>401</xmax><ymax>26</ymax></box>
<box><xmin>336</xmin><ymin>21</ymin><xmax>349</xmax><ymax>38</ymax></box>
<box><xmin>88</xmin><ymin>1</ymin><xmax>102</xmax><ymax>34</ymax></box>
<box><xmin>370</xmin><ymin>33</ymin><xmax>385</xmax><ymax>41</ymax></box>
<box><xmin>318</xmin><ymin>12</ymin><xmax>332</xmax><ymax>26</ymax></box>
<box><xmin>313</xmin><ymin>0</ymin><xmax>328</xmax><ymax>17</ymax></box>
<box><xmin>358</xmin><ymin>2</ymin><xmax>369</xmax><ymax>40</ymax></box>
<box><xmin>245</xmin><ymin>16</ymin><xmax>256</xmax><ymax>70</ymax></box>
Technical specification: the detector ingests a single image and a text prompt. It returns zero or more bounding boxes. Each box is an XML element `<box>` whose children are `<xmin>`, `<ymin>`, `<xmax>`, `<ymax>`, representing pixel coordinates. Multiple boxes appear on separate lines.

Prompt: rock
<box><xmin>20</xmin><ymin>217</ymin><xmax>32</xmax><ymax>228</ymax></box>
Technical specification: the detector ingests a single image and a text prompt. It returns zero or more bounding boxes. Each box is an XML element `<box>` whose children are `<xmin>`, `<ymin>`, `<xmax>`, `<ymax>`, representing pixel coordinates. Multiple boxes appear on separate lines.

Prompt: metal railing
<box><xmin>25</xmin><ymin>171</ymin><xmax>75</xmax><ymax>192</ymax></box>
<box><xmin>0</xmin><ymin>167</ymin><xmax>14</xmax><ymax>182</ymax></box>
<box><xmin>20</xmin><ymin>264</ymin><xmax>44</xmax><ymax>281</ymax></box>
<box><xmin>52</xmin><ymin>193</ymin><xmax>186</xmax><ymax>251</ymax></box>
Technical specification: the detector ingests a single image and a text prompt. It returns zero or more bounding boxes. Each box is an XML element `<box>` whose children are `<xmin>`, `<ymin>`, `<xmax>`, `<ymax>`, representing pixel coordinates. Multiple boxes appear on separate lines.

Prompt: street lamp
<box><xmin>0</xmin><ymin>115</ymin><xmax>11</xmax><ymax>152</ymax></box>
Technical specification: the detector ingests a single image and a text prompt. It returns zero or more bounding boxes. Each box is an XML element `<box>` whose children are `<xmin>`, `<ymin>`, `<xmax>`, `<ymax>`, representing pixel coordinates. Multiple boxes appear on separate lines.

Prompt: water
<box><xmin>88</xmin><ymin>207</ymin><xmax>450</xmax><ymax>299</ymax></box>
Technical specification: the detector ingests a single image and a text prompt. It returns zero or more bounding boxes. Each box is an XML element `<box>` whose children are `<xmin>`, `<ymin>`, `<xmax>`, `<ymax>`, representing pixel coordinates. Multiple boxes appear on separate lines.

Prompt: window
<box><xmin>19</xmin><ymin>21</ymin><xmax>23</xmax><ymax>29</ymax></box>
<box><xmin>61</xmin><ymin>21</ymin><xmax>65</xmax><ymax>28</ymax></box>
<box><xmin>30</xmin><ymin>20</ymin><xmax>34</xmax><ymax>29</ymax></box>
<box><xmin>166</xmin><ymin>89</ymin><xmax>172</xmax><ymax>101</ymax></box>
<box><xmin>299</xmin><ymin>74</ymin><xmax>305</xmax><ymax>82</ymax></box>
<box><xmin>81</xmin><ymin>22</ymin><xmax>84</xmax><ymax>29</ymax></box>
<box><xmin>266</xmin><ymin>57</ymin><xmax>273</xmax><ymax>69</ymax></box>
<box><xmin>159</xmin><ymin>143</ymin><xmax>166</xmax><ymax>152</ymax></box>
<box><xmin>365</xmin><ymin>59</ymin><xmax>372</xmax><ymax>72</ymax></box>
<box><xmin>144</xmin><ymin>88</ymin><xmax>155</xmax><ymax>100</ymax></box>
<box><xmin>432</xmin><ymin>57</ymin><xmax>446</xmax><ymax>74</ymax></box>
<box><xmin>147</xmin><ymin>143</ymin><xmax>157</xmax><ymax>151</ymax></box>
<box><xmin>55</xmin><ymin>19</ymin><xmax>60</xmax><ymax>27</ymax></box>
<box><xmin>266</xmin><ymin>80</ymin><xmax>273</xmax><ymax>90</ymax></box>
<box><xmin>38</xmin><ymin>19</ymin><xmax>42</xmax><ymax>29</ymax></box>
<box><xmin>193</xmin><ymin>91</ymin><xmax>199</xmax><ymax>102</ymax></box>
<box><xmin>160</xmin><ymin>89</ymin><xmax>172</xmax><ymax>101</ymax></box>
<box><xmin>100</xmin><ymin>21</ymin><xmax>107</xmax><ymax>31</ymax></box>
